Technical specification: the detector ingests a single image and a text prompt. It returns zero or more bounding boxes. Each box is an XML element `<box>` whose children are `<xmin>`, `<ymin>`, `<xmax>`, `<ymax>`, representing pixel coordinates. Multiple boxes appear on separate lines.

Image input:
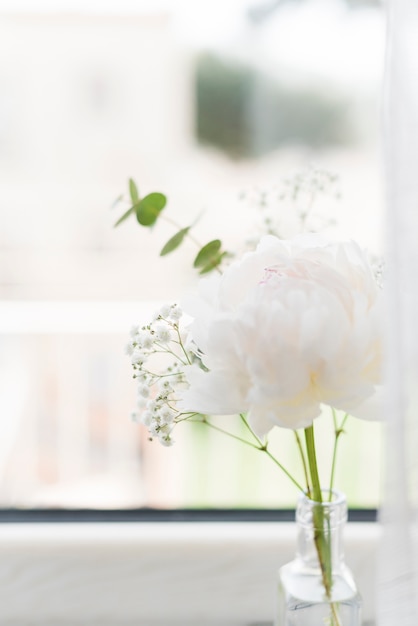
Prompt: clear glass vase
<box><xmin>276</xmin><ymin>490</ymin><xmax>362</xmax><ymax>626</ymax></box>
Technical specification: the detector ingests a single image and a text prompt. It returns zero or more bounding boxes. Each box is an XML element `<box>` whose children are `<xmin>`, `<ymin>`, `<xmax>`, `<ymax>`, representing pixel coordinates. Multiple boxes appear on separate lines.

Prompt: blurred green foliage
<box><xmin>195</xmin><ymin>53</ymin><xmax>352</xmax><ymax>159</ymax></box>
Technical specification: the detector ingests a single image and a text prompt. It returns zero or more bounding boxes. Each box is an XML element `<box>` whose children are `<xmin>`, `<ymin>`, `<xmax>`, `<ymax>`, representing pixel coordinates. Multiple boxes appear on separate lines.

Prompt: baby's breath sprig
<box><xmin>241</xmin><ymin>167</ymin><xmax>341</xmax><ymax>247</ymax></box>
<box><xmin>127</xmin><ymin>303</ymin><xmax>194</xmax><ymax>447</ymax></box>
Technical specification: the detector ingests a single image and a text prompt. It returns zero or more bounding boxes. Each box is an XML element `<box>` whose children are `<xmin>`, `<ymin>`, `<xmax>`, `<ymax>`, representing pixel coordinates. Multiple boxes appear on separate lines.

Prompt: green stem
<box><xmin>161</xmin><ymin>214</ymin><xmax>203</xmax><ymax>249</ymax></box>
<box><xmin>152</xmin><ymin>344</ymin><xmax>189</xmax><ymax>366</ymax></box>
<box><xmin>304</xmin><ymin>424</ymin><xmax>322</xmax><ymax>503</ymax></box>
<box><xmin>194</xmin><ymin>417</ymin><xmax>304</xmax><ymax>493</ymax></box>
<box><xmin>239</xmin><ymin>414</ymin><xmax>264</xmax><ymax>445</ymax></box>
<box><xmin>261</xmin><ymin>447</ymin><xmax>305</xmax><ymax>493</ymax></box>
<box><xmin>238</xmin><ymin>414</ymin><xmax>305</xmax><ymax>492</ymax></box>
<box><xmin>172</xmin><ymin>327</ymin><xmax>192</xmax><ymax>365</ymax></box>
<box><xmin>304</xmin><ymin>423</ymin><xmax>334</xmax><ymax>609</ymax></box>
<box><xmin>191</xmin><ymin>417</ymin><xmax>263</xmax><ymax>450</ymax></box>
<box><xmin>329</xmin><ymin>411</ymin><xmax>349</xmax><ymax>499</ymax></box>
<box><xmin>294</xmin><ymin>431</ymin><xmax>311</xmax><ymax>497</ymax></box>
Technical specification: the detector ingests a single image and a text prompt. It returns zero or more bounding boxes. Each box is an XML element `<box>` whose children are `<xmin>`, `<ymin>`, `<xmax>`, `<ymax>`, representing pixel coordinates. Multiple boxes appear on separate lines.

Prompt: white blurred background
<box><xmin>0</xmin><ymin>0</ymin><xmax>384</xmax><ymax>509</ymax></box>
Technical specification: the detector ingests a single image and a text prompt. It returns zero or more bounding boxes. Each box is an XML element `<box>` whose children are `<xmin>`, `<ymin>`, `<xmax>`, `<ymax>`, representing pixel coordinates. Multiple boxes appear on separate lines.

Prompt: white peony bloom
<box><xmin>179</xmin><ymin>234</ymin><xmax>382</xmax><ymax>436</ymax></box>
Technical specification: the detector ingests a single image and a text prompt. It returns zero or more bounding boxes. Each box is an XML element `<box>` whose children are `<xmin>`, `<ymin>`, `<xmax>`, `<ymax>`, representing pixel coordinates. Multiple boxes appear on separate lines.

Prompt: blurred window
<box><xmin>0</xmin><ymin>0</ymin><xmax>384</xmax><ymax>510</ymax></box>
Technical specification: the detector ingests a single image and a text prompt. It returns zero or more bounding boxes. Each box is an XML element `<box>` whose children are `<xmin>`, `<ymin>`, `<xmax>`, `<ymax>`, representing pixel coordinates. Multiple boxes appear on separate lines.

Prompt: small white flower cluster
<box><xmin>127</xmin><ymin>303</ymin><xmax>189</xmax><ymax>446</ymax></box>
<box><xmin>241</xmin><ymin>167</ymin><xmax>340</xmax><ymax>248</ymax></box>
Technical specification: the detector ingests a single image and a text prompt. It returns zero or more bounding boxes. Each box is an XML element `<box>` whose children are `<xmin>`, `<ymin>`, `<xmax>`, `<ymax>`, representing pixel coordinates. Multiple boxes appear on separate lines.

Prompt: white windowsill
<box><xmin>0</xmin><ymin>521</ymin><xmax>379</xmax><ymax>625</ymax></box>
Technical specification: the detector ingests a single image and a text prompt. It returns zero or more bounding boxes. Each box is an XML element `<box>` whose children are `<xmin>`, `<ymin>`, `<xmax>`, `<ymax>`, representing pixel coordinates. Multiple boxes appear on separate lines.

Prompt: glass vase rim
<box><xmin>299</xmin><ymin>488</ymin><xmax>346</xmax><ymax>507</ymax></box>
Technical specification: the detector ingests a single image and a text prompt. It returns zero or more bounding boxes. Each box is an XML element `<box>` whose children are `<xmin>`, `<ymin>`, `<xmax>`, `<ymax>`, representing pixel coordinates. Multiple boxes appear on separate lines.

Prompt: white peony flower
<box><xmin>179</xmin><ymin>234</ymin><xmax>382</xmax><ymax>436</ymax></box>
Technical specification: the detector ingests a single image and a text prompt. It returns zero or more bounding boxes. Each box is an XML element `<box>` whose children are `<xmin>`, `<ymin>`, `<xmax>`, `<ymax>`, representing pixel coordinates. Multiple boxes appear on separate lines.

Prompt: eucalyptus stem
<box><xmin>161</xmin><ymin>214</ymin><xmax>203</xmax><ymax>250</ymax></box>
<box><xmin>160</xmin><ymin>214</ymin><xmax>224</xmax><ymax>275</ymax></box>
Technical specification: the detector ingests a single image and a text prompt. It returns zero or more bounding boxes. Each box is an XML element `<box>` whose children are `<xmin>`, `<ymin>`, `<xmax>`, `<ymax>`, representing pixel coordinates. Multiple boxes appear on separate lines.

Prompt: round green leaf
<box><xmin>136</xmin><ymin>193</ymin><xmax>167</xmax><ymax>226</ymax></box>
<box><xmin>198</xmin><ymin>250</ymin><xmax>227</xmax><ymax>274</ymax></box>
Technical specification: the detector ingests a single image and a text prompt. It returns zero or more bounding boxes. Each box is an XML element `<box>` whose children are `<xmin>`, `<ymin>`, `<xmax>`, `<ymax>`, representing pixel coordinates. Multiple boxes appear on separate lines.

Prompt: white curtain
<box><xmin>378</xmin><ymin>0</ymin><xmax>418</xmax><ymax>623</ymax></box>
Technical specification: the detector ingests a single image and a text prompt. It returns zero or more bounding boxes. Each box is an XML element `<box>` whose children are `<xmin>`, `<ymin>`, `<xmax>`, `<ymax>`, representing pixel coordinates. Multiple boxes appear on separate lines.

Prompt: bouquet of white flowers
<box><xmin>117</xmin><ymin>171</ymin><xmax>383</xmax><ymax>626</ymax></box>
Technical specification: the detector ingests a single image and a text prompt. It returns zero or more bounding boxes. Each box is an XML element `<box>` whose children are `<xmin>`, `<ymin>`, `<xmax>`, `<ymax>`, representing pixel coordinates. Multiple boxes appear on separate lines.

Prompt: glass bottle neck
<box><xmin>296</xmin><ymin>490</ymin><xmax>347</xmax><ymax>570</ymax></box>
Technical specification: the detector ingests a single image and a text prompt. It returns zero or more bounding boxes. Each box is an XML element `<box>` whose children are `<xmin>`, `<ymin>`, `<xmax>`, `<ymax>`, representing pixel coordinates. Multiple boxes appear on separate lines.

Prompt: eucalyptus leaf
<box><xmin>193</xmin><ymin>240</ymin><xmax>222</xmax><ymax>269</ymax></box>
<box><xmin>129</xmin><ymin>178</ymin><xmax>139</xmax><ymax>204</ymax></box>
<box><xmin>198</xmin><ymin>250</ymin><xmax>227</xmax><ymax>274</ymax></box>
<box><xmin>114</xmin><ymin>206</ymin><xmax>135</xmax><ymax>227</ymax></box>
<box><xmin>136</xmin><ymin>193</ymin><xmax>167</xmax><ymax>226</ymax></box>
<box><xmin>160</xmin><ymin>227</ymin><xmax>190</xmax><ymax>256</ymax></box>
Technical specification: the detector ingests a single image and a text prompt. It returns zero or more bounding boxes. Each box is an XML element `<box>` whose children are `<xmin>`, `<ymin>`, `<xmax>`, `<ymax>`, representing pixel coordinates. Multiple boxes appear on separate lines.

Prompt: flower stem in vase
<box><xmin>304</xmin><ymin>424</ymin><xmax>342</xmax><ymax>626</ymax></box>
